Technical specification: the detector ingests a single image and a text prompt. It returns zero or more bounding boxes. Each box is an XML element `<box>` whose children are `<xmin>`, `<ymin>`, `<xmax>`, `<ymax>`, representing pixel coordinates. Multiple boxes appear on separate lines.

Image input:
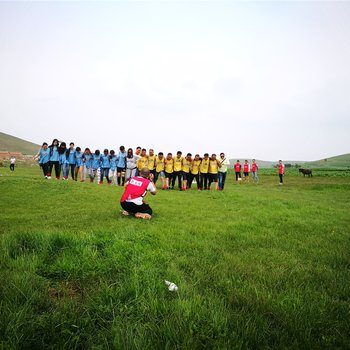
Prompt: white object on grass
<box><xmin>165</xmin><ymin>280</ymin><xmax>178</xmax><ymax>292</ymax></box>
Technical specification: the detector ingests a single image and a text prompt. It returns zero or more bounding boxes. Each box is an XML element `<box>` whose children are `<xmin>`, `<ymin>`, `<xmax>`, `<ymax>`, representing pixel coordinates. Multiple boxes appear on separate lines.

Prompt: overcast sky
<box><xmin>0</xmin><ymin>1</ymin><xmax>349</xmax><ymax>161</ymax></box>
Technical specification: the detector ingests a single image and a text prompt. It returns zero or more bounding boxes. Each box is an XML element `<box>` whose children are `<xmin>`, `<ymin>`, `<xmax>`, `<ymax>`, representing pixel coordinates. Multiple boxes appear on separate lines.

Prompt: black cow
<box><xmin>299</xmin><ymin>168</ymin><xmax>313</xmax><ymax>177</ymax></box>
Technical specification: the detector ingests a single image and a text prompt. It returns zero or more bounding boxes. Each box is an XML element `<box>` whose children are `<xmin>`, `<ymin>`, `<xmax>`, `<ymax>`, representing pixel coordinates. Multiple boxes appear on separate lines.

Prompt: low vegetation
<box><xmin>0</xmin><ymin>166</ymin><xmax>349</xmax><ymax>349</ymax></box>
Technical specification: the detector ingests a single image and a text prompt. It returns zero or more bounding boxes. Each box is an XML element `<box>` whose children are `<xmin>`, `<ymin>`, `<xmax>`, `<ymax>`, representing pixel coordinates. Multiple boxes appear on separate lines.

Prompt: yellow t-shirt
<box><xmin>200</xmin><ymin>158</ymin><xmax>209</xmax><ymax>173</ymax></box>
<box><xmin>165</xmin><ymin>158</ymin><xmax>174</xmax><ymax>173</ymax></box>
<box><xmin>173</xmin><ymin>156</ymin><xmax>183</xmax><ymax>172</ymax></box>
<box><xmin>147</xmin><ymin>155</ymin><xmax>156</xmax><ymax>170</ymax></box>
<box><xmin>191</xmin><ymin>160</ymin><xmax>201</xmax><ymax>175</ymax></box>
<box><xmin>137</xmin><ymin>156</ymin><xmax>148</xmax><ymax>170</ymax></box>
<box><xmin>182</xmin><ymin>158</ymin><xmax>191</xmax><ymax>173</ymax></box>
<box><xmin>209</xmin><ymin>159</ymin><xmax>219</xmax><ymax>174</ymax></box>
<box><xmin>155</xmin><ymin>157</ymin><xmax>165</xmax><ymax>172</ymax></box>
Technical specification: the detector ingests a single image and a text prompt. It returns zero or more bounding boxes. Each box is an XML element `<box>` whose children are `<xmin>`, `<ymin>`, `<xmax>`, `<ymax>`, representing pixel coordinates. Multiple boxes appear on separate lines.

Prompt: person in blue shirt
<box><xmin>100</xmin><ymin>149</ymin><xmax>111</xmax><ymax>184</ymax></box>
<box><xmin>48</xmin><ymin>138</ymin><xmax>60</xmax><ymax>179</ymax></box>
<box><xmin>91</xmin><ymin>150</ymin><xmax>101</xmax><ymax>183</ymax></box>
<box><xmin>58</xmin><ymin>142</ymin><xmax>69</xmax><ymax>180</ymax></box>
<box><xmin>67</xmin><ymin>142</ymin><xmax>76</xmax><ymax>180</ymax></box>
<box><xmin>117</xmin><ymin>145</ymin><xmax>127</xmax><ymax>186</ymax></box>
<box><xmin>34</xmin><ymin>142</ymin><xmax>51</xmax><ymax>179</ymax></box>
<box><xmin>74</xmin><ymin>147</ymin><xmax>83</xmax><ymax>182</ymax></box>
<box><xmin>109</xmin><ymin>150</ymin><xmax>118</xmax><ymax>186</ymax></box>
<box><xmin>82</xmin><ymin>148</ymin><xmax>93</xmax><ymax>182</ymax></box>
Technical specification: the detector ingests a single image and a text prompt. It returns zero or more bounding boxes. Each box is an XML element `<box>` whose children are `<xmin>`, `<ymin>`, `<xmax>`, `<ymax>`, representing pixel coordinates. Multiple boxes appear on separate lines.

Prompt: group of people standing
<box><xmin>33</xmin><ymin>139</ymin><xmax>287</xmax><ymax>220</ymax></box>
<box><xmin>233</xmin><ymin>159</ymin><xmax>260</xmax><ymax>182</ymax></box>
<box><xmin>34</xmin><ymin>139</ymin><xmax>231</xmax><ymax>190</ymax></box>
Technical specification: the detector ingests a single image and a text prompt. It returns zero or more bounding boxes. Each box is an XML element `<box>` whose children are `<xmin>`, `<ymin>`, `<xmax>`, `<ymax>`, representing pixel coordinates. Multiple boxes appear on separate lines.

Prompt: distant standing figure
<box><xmin>126</xmin><ymin>148</ymin><xmax>138</xmax><ymax>181</ymax></box>
<box><xmin>34</xmin><ymin>142</ymin><xmax>50</xmax><ymax>178</ymax></box>
<box><xmin>74</xmin><ymin>147</ymin><xmax>83</xmax><ymax>181</ymax></box>
<box><xmin>10</xmin><ymin>156</ymin><xmax>16</xmax><ymax>171</ymax></box>
<box><xmin>234</xmin><ymin>160</ymin><xmax>242</xmax><ymax>182</ymax></box>
<box><xmin>58</xmin><ymin>142</ymin><xmax>69</xmax><ymax>180</ymax></box>
<box><xmin>218</xmin><ymin>153</ymin><xmax>230</xmax><ymax>190</ymax></box>
<box><xmin>278</xmin><ymin>160</ymin><xmax>285</xmax><ymax>185</ymax></box>
<box><xmin>120</xmin><ymin>167</ymin><xmax>157</xmax><ymax>220</ymax></box>
<box><xmin>243</xmin><ymin>160</ymin><xmax>250</xmax><ymax>182</ymax></box>
<box><xmin>99</xmin><ymin>149</ymin><xmax>111</xmax><ymax>184</ymax></box>
<box><xmin>252</xmin><ymin>159</ymin><xmax>259</xmax><ymax>183</ymax></box>
<box><xmin>117</xmin><ymin>146</ymin><xmax>127</xmax><ymax>186</ymax></box>
<box><xmin>67</xmin><ymin>142</ymin><xmax>76</xmax><ymax>180</ymax></box>
<box><xmin>208</xmin><ymin>154</ymin><xmax>220</xmax><ymax>190</ymax></box>
<box><xmin>48</xmin><ymin>138</ymin><xmax>60</xmax><ymax>179</ymax></box>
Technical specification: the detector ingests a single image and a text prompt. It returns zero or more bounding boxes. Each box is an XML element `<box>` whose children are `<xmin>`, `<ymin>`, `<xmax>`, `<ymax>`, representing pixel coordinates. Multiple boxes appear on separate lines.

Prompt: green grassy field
<box><xmin>0</xmin><ymin>166</ymin><xmax>349</xmax><ymax>349</ymax></box>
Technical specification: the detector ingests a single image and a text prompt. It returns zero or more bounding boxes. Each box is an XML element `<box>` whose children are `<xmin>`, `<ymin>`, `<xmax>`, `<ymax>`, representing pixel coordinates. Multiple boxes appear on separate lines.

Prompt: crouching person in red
<box><xmin>120</xmin><ymin>167</ymin><xmax>157</xmax><ymax>220</ymax></box>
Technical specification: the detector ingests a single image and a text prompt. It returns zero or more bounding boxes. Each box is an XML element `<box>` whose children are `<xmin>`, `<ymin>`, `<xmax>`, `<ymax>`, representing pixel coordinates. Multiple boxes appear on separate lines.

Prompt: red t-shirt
<box><xmin>120</xmin><ymin>176</ymin><xmax>151</xmax><ymax>202</ymax></box>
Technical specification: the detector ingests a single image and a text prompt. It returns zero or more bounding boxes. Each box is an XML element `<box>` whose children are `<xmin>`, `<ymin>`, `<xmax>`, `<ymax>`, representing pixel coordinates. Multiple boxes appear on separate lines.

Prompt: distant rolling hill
<box><xmin>0</xmin><ymin>132</ymin><xmax>40</xmax><ymax>155</ymax></box>
<box><xmin>228</xmin><ymin>154</ymin><xmax>350</xmax><ymax>169</ymax></box>
<box><xmin>303</xmin><ymin>153</ymin><xmax>350</xmax><ymax>168</ymax></box>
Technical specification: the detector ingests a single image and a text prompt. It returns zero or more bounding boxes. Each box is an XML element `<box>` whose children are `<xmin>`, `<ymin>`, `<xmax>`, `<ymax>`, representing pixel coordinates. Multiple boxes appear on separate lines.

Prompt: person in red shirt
<box><xmin>278</xmin><ymin>160</ymin><xmax>285</xmax><ymax>185</ymax></box>
<box><xmin>252</xmin><ymin>159</ymin><xmax>259</xmax><ymax>183</ymax></box>
<box><xmin>234</xmin><ymin>160</ymin><xmax>242</xmax><ymax>182</ymax></box>
<box><xmin>120</xmin><ymin>167</ymin><xmax>157</xmax><ymax>220</ymax></box>
<box><xmin>243</xmin><ymin>160</ymin><xmax>250</xmax><ymax>182</ymax></box>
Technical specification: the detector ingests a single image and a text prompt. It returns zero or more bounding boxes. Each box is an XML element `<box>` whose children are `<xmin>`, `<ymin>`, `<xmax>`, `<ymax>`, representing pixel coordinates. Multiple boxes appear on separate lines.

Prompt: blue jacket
<box><xmin>101</xmin><ymin>154</ymin><xmax>110</xmax><ymax>168</ymax></box>
<box><xmin>75</xmin><ymin>152</ymin><xmax>83</xmax><ymax>167</ymax></box>
<box><xmin>49</xmin><ymin>146</ymin><xmax>59</xmax><ymax>162</ymax></box>
<box><xmin>68</xmin><ymin>149</ymin><xmax>76</xmax><ymax>164</ymax></box>
<box><xmin>83</xmin><ymin>154</ymin><xmax>93</xmax><ymax>169</ymax></box>
<box><xmin>39</xmin><ymin>148</ymin><xmax>50</xmax><ymax>164</ymax></box>
<box><xmin>92</xmin><ymin>155</ymin><xmax>101</xmax><ymax>170</ymax></box>
<box><xmin>117</xmin><ymin>151</ymin><xmax>127</xmax><ymax>168</ymax></box>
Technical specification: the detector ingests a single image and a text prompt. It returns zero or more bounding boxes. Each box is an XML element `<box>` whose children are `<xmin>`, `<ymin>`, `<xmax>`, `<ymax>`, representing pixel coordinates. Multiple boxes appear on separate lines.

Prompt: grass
<box><xmin>0</xmin><ymin>166</ymin><xmax>349</xmax><ymax>349</ymax></box>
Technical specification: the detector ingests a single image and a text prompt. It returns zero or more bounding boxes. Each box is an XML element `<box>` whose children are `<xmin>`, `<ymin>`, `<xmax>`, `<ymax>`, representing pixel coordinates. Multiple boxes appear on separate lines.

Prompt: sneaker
<box><xmin>98</xmin><ymin>181</ymin><xmax>102</xmax><ymax>185</ymax></box>
<box><xmin>90</xmin><ymin>179</ymin><xmax>94</xmax><ymax>183</ymax></box>
<box><xmin>81</xmin><ymin>180</ymin><xmax>85</xmax><ymax>182</ymax></box>
<box><xmin>135</xmin><ymin>212</ymin><xmax>152</xmax><ymax>220</ymax></box>
<box><xmin>122</xmin><ymin>210</ymin><xmax>130</xmax><ymax>216</ymax></box>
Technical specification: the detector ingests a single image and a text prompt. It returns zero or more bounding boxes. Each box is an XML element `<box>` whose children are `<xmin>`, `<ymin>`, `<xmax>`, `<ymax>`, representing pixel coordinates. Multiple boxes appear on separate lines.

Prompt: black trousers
<box><xmin>49</xmin><ymin>161</ymin><xmax>60</xmax><ymax>178</ymax></box>
<box><xmin>200</xmin><ymin>173</ymin><xmax>209</xmax><ymax>189</ymax></box>
<box><xmin>121</xmin><ymin>201</ymin><xmax>152</xmax><ymax>215</ymax></box>
<box><xmin>172</xmin><ymin>171</ymin><xmax>183</xmax><ymax>188</ymax></box>
<box><xmin>188</xmin><ymin>173</ymin><xmax>200</xmax><ymax>189</ymax></box>
<box><xmin>10</xmin><ymin>164</ymin><xmax>15</xmax><ymax>171</ymax></box>
<box><xmin>70</xmin><ymin>164</ymin><xmax>76</xmax><ymax>179</ymax></box>
<box><xmin>235</xmin><ymin>172</ymin><xmax>241</xmax><ymax>181</ymax></box>
<box><xmin>41</xmin><ymin>162</ymin><xmax>49</xmax><ymax>176</ymax></box>
<box><xmin>279</xmin><ymin>174</ymin><xmax>283</xmax><ymax>183</ymax></box>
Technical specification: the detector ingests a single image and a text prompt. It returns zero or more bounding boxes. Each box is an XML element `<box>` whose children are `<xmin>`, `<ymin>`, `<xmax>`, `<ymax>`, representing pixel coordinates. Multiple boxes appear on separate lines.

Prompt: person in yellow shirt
<box><xmin>172</xmin><ymin>151</ymin><xmax>183</xmax><ymax>190</ymax></box>
<box><xmin>147</xmin><ymin>149</ymin><xmax>156</xmax><ymax>180</ymax></box>
<box><xmin>208</xmin><ymin>153</ymin><xmax>220</xmax><ymax>190</ymax></box>
<box><xmin>134</xmin><ymin>146</ymin><xmax>141</xmax><ymax>176</ymax></box>
<box><xmin>136</xmin><ymin>148</ymin><xmax>148</xmax><ymax>172</ymax></box>
<box><xmin>189</xmin><ymin>154</ymin><xmax>201</xmax><ymax>190</ymax></box>
<box><xmin>199</xmin><ymin>153</ymin><xmax>210</xmax><ymax>190</ymax></box>
<box><xmin>164</xmin><ymin>153</ymin><xmax>174</xmax><ymax>189</ymax></box>
<box><xmin>181</xmin><ymin>153</ymin><xmax>192</xmax><ymax>190</ymax></box>
<box><xmin>218</xmin><ymin>152</ymin><xmax>230</xmax><ymax>190</ymax></box>
<box><xmin>155</xmin><ymin>152</ymin><xmax>166</xmax><ymax>189</ymax></box>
